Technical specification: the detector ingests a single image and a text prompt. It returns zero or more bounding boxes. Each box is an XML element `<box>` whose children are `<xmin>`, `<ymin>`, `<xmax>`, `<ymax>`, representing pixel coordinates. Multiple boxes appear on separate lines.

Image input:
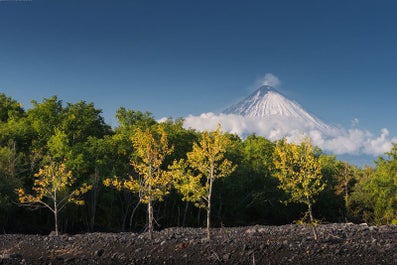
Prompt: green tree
<box><xmin>62</xmin><ymin>101</ymin><xmax>111</xmax><ymax>145</ymax></box>
<box><xmin>24</xmin><ymin>98</ymin><xmax>113</xmax><ymax>231</ymax></box>
<box><xmin>104</xmin><ymin>125</ymin><xmax>173</xmax><ymax>239</ymax></box>
<box><xmin>98</xmin><ymin>108</ymin><xmax>157</xmax><ymax>231</ymax></box>
<box><xmin>17</xmin><ymin>160</ymin><xmax>92</xmax><ymax>235</ymax></box>
<box><xmin>348</xmin><ymin>166</ymin><xmax>375</xmax><ymax>223</ymax></box>
<box><xmin>218</xmin><ymin>134</ymin><xmax>286</xmax><ymax>225</ymax></box>
<box><xmin>171</xmin><ymin>125</ymin><xmax>236</xmax><ymax>240</ymax></box>
<box><xmin>0</xmin><ymin>94</ymin><xmax>32</xmax><ymax>153</ymax></box>
<box><xmin>47</xmin><ymin>129</ymin><xmax>70</xmax><ymax>162</ymax></box>
<box><xmin>334</xmin><ymin>161</ymin><xmax>357</xmax><ymax>218</ymax></box>
<box><xmin>157</xmin><ymin>118</ymin><xmax>199</xmax><ymax>226</ymax></box>
<box><xmin>0</xmin><ymin>142</ymin><xmax>24</xmax><ymax>225</ymax></box>
<box><xmin>272</xmin><ymin>138</ymin><xmax>325</xmax><ymax>240</ymax></box>
<box><xmin>0</xmin><ymin>93</ymin><xmax>24</xmax><ymax>122</ymax></box>
<box><xmin>350</xmin><ymin>144</ymin><xmax>397</xmax><ymax>224</ymax></box>
<box><xmin>84</xmin><ymin>133</ymin><xmax>137</xmax><ymax>231</ymax></box>
<box><xmin>0</xmin><ymin>94</ymin><xmax>32</xmax><ymax>230</ymax></box>
<box><xmin>315</xmin><ymin>155</ymin><xmax>349</xmax><ymax>222</ymax></box>
<box><xmin>115</xmin><ymin>107</ymin><xmax>156</xmax><ymax>132</ymax></box>
<box><xmin>161</xmin><ymin>118</ymin><xmax>198</xmax><ymax>162</ymax></box>
<box><xmin>27</xmin><ymin>96</ymin><xmax>64</xmax><ymax>150</ymax></box>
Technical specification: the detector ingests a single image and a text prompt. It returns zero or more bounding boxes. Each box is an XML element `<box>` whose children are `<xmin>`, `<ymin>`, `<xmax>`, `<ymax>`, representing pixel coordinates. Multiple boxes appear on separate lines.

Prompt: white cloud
<box><xmin>182</xmin><ymin>113</ymin><xmax>396</xmax><ymax>156</ymax></box>
<box><xmin>363</xmin><ymin>128</ymin><xmax>396</xmax><ymax>155</ymax></box>
<box><xmin>351</xmin><ymin>118</ymin><xmax>360</xmax><ymax>127</ymax></box>
<box><xmin>261</xmin><ymin>73</ymin><xmax>281</xmax><ymax>88</ymax></box>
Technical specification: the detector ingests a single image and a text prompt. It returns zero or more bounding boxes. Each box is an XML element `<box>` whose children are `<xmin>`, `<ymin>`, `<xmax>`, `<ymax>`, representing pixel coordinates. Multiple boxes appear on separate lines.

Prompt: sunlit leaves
<box><xmin>17</xmin><ymin>161</ymin><xmax>92</xmax><ymax>208</ymax></box>
<box><xmin>171</xmin><ymin>124</ymin><xmax>236</xmax><ymax>239</ymax></box>
<box><xmin>16</xmin><ymin>161</ymin><xmax>92</xmax><ymax>234</ymax></box>
<box><xmin>273</xmin><ymin>138</ymin><xmax>325</xmax><ymax>205</ymax></box>
<box><xmin>172</xmin><ymin>125</ymin><xmax>236</xmax><ymax>206</ymax></box>
<box><xmin>273</xmin><ymin>138</ymin><xmax>325</xmax><ymax>239</ymax></box>
<box><xmin>123</xmin><ymin>124</ymin><xmax>174</xmax><ymax>204</ymax></box>
<box><xmin>103</xmin><ymin>124</ymin><xmax>174</xmax><ymax>239</ymax></box>
<box><xmin>170</xmin><ymin>159</ymin><xmax>207</xmax><ymax>208</ymax></box>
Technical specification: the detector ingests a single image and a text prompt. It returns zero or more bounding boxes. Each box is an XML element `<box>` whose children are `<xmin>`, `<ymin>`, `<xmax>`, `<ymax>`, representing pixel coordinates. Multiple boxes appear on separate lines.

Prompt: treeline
<box><xmin>1</xmin><ymin>93</ymin><xmax>397</xmax><ymax>234</ymax></box>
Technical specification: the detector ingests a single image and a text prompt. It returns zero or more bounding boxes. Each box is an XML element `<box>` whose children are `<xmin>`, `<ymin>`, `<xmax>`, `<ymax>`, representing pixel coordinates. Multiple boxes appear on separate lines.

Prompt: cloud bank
<box><xmin>183</xmin><ymin>113</ymin><xmax>397</xmax><ymax>156</ymax></box>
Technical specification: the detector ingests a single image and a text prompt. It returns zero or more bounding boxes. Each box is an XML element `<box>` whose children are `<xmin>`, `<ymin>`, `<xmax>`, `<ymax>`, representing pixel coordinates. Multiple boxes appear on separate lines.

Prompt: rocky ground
<box><xmin>1</xmin><ymin>223</ymin><xmax>397</xmax><ymax>264</ymax></box>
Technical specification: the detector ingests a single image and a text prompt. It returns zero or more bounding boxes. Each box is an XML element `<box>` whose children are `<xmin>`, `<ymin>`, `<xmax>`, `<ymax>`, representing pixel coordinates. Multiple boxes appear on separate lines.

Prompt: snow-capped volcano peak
<box><xmin>182</xmin><ymin>84</ymin><xmax>394</xmax><ymax>162</ymax></box>
<box><xmin>223</xmin><ymin>86</ymin><xmax>329</xmax><ymax>131</ymax></box>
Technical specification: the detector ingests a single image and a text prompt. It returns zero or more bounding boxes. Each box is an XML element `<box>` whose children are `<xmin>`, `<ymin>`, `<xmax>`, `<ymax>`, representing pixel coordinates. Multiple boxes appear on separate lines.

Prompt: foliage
<box><xmin>104</xmin><ymin>124</ymin><xmax>173</xmax><ymax>239</ymax></box>
<box><xmin>115</xmin><ymin>107</ymin><xmax>156</xmax><ymax>132</ymax></box>
<box><xmin>62</xmin><ymin>101</ymin><xmax>111</xmax><ymax>145</ymax></box>
<box><xmin>1</xmin><ymin>92</ymin><xmax>397</xmax><ymax>234</ymax></box>
<box><xmin>0</xmin><ymin>143</ymin><xmax>24</xmax><ymax>223</ymax></box>
<box><xmin>171</xmin><ymin>124</ymin><xmax>236</xmax><ymax>240</ymax></box>
<box><xmin>350</xmin><ymin>144</ymin><xmax>397</xmax><ymax>225</ymax></box>
<box><xmin>17</xmin><ymin>161</ymin><xmax>92</xmax><ymax>235</ymax></box>
<box><xmin>27</xmin><ymin>96</ymin><xmax>64</xmax><ymax>150</ymax></box>
<box><xmin>315</xmin><ymin>155</ymin><xmax>350</xmax><ymax>222</ymax></box>
<box><xmin>218</xmin><ymin>134</ymin><xmax>289</xmax><ymax>225</ymax></box>
<box><xmin>0</xmin><ymin>93</ymin><xmax>24</xmax><ymax>122</ymax></box>
<box><xmin>273</xmin><ymin>138</ymin><xmax>325</xmax><ymax>240</ymax></box>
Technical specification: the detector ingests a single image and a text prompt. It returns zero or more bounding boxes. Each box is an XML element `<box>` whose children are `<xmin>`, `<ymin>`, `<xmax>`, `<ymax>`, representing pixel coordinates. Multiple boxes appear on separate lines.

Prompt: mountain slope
<box><xmin>183</xmin><ymin>85</ymin><xmax>391</xmax><ymax>163</ymax></box>
<box><xmin>223</xmin><ymin>86</ymin><xmax>330</xmax><ymax>131</ymax></box>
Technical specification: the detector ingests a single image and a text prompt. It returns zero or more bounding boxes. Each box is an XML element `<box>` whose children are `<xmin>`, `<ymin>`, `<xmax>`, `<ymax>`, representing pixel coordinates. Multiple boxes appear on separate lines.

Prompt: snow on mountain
<box><xmin>182</xmin><ymin>85</ymin><xmax>396</xmax><ymax>160</ymax></box>
<box><xmin>223</xmin><ymin>85</ymin><xmax>330</xmax><ymax>132</ymax></box>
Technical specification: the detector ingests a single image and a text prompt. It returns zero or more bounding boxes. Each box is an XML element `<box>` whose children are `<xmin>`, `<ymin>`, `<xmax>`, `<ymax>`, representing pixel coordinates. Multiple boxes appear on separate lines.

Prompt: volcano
<box><xmin>223</xmin><ymin>86</ymin><xmax>330</xmax><ymax>132</ymax></box>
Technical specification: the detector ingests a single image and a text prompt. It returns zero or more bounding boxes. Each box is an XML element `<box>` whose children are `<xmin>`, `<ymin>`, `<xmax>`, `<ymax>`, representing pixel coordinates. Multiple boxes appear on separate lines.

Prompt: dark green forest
<box><xmin>1</xmin><ymin>93</ymin><xmax>397</xmax><ymax>235</ymax></box>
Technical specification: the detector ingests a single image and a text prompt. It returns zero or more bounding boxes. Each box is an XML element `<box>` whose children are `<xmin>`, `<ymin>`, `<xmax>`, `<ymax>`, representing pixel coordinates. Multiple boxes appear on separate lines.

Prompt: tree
<box><xmin>62</xmin><ymin>101</ymin><xmax>111</xmax><ymax>145</ymax></box>
<box><xmin>0</xmin><ymin>142</ymin><xmax>24</xmax><ymax>226</ymax></box>
<box><xmin>314</xmin><ymin>154</ymin><xmax>349</xmax><ymax>223</ymax></box>
<box><xmin>334</xmin><ymin>161</ymin><xmax>357</xmax><ymax>217</ymax></box>
<box><xmin>17</xmin><ymin>160</ymin><xmax>92</xmax><ymax>235</ymax></box>
<box><xmin>220</xmin><ymin>134</ymin><xmax>287</xmax><ymax>225</ymax></box>
<box><xmin>0</xmin><ymin>93</ymin><xmax>24</xmax><ymax>122</ymax></box>
<box><xmin>156</xmin><ymin>118</ymin><xmax>199</xmax><ymax>227</ymax></box>
<box><xmin>272</xmin><ymin>138</ymin><xmax>325</xmax><ymax>240</ymax></box>
<box><xmin>350</xmin><ymin>144</ymin><xmax>397</xmax><ymax>225</ymax></box>
<box><xmin>171</xmin><ymin>125</ymin><xmax>236</xmax><ymax>240</ymax></box>
<box><xmin>104</xmin><ymin>125</ymin><xmax>173</xmax><ymax>239</ymax></box>
<box><xmin>27</xmin><ymin>96</ymin><xmax>64</xmax><ymax>150</ymax></box>
<box><xmin>115</xmin><ymin>107</ymin><xmax>156</xmax><ymax>132</ymax></box>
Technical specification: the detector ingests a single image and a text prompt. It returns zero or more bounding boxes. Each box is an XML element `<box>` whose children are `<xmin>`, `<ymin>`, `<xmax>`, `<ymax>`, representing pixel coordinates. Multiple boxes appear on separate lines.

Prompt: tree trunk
<box><xmin>148</xmin><ymin>198</ymin><xmax>153</xmax><ymax>240</ymax></box>
<box><xmin>206</xmin><ymin>197</ymin><xmax>211</xmax><ymax>241</ymax></box>
<box><xmin>307</xmin><ymin>202</ymin><xmax>318</xmax><ymax>240</ymax></box>
<box><xmin>54</xmin><ymin>204</ymin><xmax>59</xmax><ymax>236</ymax></box>
<box><xmin>54</xmin><ymin>188</ymin><xmax>59</xmax><ymax>236</ymax></box>
<box><xmin>129</xmin><ymin>200</ymin><xmax>141</xmax><ymax>231</ymax></box>
<box><xmin>206</xmin><ymin>165</ymin><xmax>214</xmax><ymax>241</ymax></box>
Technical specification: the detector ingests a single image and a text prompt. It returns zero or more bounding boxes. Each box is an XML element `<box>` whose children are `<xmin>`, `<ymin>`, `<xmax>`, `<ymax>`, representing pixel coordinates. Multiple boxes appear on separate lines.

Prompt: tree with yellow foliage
<box><xmin>17</xmin><ymin>161</ymin><xmax>92</xmax><ymax>236</ymax></box>
<box><xmin>104</xmin><ymin>125</ymin><xmax>173</xmax><ymax>240</ymax></box>
<box><xmin>170</xmin><ymin>125</ymin><xmax>236</xmax><ymax>240</ymax></box>
<box><xmin>272</xmin><ymin>138</ymin><xmax>325</xmax><ymax>240</ymax></box>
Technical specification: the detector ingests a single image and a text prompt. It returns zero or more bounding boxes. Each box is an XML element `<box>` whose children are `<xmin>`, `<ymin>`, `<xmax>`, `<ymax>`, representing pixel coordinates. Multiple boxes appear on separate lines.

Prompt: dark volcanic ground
<box><xmin>1</xmin><ymin>223</ymin><xmax>397</xmax><ymax>264</ymax></box>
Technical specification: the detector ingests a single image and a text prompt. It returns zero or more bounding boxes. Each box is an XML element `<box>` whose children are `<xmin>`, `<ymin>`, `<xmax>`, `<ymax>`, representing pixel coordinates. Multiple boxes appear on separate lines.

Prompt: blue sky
<box><xmin>1</xmin><ymin>0</ymin><xmax>397</xmax><ymax>159</ymax></box>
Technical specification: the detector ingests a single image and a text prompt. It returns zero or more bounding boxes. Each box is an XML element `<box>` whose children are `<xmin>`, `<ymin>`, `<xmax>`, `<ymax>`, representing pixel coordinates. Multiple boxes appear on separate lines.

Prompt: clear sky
<box><xmin>1</xmin><ymin>0</ymin><xmax>397</xmax><ymax>149</ymax></box>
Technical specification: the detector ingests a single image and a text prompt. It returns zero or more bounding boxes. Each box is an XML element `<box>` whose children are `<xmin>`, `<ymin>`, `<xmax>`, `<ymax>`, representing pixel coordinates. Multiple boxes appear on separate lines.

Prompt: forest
<box><xmin>1</xmin><ymin>93</ymin><xmax>397</xmax><ymax>235</ymax></box>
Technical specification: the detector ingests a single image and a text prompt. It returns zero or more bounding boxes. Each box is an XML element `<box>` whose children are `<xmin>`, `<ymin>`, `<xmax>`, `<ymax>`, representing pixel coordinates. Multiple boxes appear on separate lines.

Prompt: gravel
<box><xmin>1</xmin><ymin>223</ymin><xmax>397</xmax><ymax>264</ymax></box>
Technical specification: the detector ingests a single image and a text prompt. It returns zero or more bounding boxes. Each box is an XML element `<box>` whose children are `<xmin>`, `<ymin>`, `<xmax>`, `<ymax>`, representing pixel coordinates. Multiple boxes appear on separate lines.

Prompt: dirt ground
<box><xmin>1</xmin><ymin>223</ymin><xmax>396</xmax><ymax>264</ymax></box>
